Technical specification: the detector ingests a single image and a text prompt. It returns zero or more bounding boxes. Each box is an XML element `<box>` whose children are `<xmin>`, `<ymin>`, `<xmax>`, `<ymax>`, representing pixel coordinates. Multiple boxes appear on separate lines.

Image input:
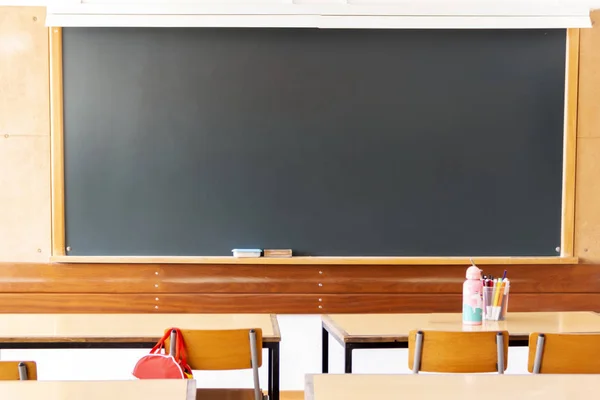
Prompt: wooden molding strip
<box><xmin>270</xmin><ymin>314</ymin><xmax>282</xmax><ymax>340</ymax></box>
<box><xmin>321</xmin><ymin>315</ymin><xmax>350</xmax><ymax>345</ymax></box>
<box><xmin>50</xmin><ymin>27</ymin><xmax>66</xmax><ymax>257</ymax></box>
<box><xmin>561</xmin><ymin>28</ymin><xmax>580</xmax><ymax>258</ymax></box>
<box><xmin>47</xmin><ymin>28</ymin><xmax>581</xmax><ymax>261</ymax></box>
<box><xmin>0</xmin><ymin>293</ymin><xmax>597</xmax><ymax>314</ymax></box>
<box><xmin>3</xmin><ymin>262</ymin><xmax>600</xmax><ymax>294</ymax></box>
<box><xmin>50</xmin><ymin>255</ymin><xmax>579</xmax><ymax>265</ymax></box>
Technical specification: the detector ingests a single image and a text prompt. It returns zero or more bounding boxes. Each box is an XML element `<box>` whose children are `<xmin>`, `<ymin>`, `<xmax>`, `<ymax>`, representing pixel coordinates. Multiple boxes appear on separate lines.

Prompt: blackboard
<box><xmin>62</xmin><ymin>28</ymin><xmax>566</xmax><ymax>256</ymax></box>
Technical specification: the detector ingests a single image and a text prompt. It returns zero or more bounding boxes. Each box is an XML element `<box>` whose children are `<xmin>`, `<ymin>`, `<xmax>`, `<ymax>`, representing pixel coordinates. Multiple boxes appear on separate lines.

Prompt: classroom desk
<box><xmin>0</xmin><ymin>379</ymin><xmax>196</xmax><ymax>400</ymax></box>
<box><xmin>305</xmin><ymin>374</ymin><xmax>600</xmax><ymax>400</ymax></box>
<box><xmin>0</xmin><ymin>313</ymin><xmax>280</xmax><ymax>400</ymax></box>
<box><xmin>321</xmin><ymin>311</ymin><xmax>600</xmax><ymax>373</ymax></box>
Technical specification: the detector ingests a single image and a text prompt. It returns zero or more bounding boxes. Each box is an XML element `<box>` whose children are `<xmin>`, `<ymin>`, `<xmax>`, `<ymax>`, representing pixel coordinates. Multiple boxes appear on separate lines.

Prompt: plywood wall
<box><xmin>0</xmin><ymin>6</ymin><xmax>599</xmax><ymax>263</ymax></box>
<box><xmin>0</xmin><ymin>6</ymin><xmax>50</xmax><ymax>261</ymax></box>
<box><xmin>575</xmin><ymin>10</ymin><xmax>600</xmax><ymax>263</ymax></box>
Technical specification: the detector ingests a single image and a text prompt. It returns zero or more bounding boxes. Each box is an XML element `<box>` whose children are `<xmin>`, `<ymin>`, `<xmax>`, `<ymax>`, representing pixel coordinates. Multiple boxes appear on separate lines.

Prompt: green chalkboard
<box><xmin>62</xmin><ymin>28</ymin><xmax>566</xmax><ymax>256</ymax></box>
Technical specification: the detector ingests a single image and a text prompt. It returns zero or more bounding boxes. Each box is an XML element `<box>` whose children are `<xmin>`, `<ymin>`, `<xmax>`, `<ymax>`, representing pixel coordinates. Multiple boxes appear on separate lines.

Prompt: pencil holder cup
<box><xmin>483</xmin><ymin>284</ymin><xmax>509</xmax><ymax>321</ymax></box>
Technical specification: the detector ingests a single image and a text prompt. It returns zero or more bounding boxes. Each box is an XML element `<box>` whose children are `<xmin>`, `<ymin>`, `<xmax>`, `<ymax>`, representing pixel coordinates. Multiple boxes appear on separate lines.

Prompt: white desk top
<box><xmin>323</xmin><ymin>312</ymin><xmax>600</xmax><ymax>342</ymax></box>
<box><xmin>0</xmin><ymin>313</ymin><xmax>280</xmax><ymax>343</ymax></box>
<box><xmin>306</xmin><ymin>374</ymin><xmax>600</xmax><ymax>400</ymax></box>
<box><xmin>0</xmin><ymin>380</ymin><xmax>196</xmax><ymax>400</ymax></box>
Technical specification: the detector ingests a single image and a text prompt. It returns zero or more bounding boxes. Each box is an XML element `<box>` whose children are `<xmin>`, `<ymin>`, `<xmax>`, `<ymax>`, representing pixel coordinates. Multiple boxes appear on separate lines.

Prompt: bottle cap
<box><xmin>466</xmin><ymin>265</ymin><xmax>482</xmax><ymax>280</ymax></box>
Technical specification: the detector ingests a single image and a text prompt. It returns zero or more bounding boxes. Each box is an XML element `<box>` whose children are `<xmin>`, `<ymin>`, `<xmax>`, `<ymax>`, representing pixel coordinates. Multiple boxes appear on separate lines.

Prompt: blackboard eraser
<box><xmin>264</xmin><ymin>249</ymin><xmax>293</xmax><ymax>258</ymax></box>
<box><xmin>232</xmin><ymin>249</ymin><xmax>262</xmax><ymax>258</ymax></box>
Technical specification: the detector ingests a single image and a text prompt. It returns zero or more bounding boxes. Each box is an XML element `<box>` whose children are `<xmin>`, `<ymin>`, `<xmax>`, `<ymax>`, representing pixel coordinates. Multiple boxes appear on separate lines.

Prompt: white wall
<box><xmin>0</xmin><ymin>315</ymin><xmax>531</xmax><ymax>390</ymax></box>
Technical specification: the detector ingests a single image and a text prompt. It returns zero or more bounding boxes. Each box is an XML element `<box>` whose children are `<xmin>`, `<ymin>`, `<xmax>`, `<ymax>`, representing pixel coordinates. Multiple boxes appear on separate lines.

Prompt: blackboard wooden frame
<box><xmin>48</xmin><ymin>27</ymin><xmax>580</xmax><ymax>265</ymax></box>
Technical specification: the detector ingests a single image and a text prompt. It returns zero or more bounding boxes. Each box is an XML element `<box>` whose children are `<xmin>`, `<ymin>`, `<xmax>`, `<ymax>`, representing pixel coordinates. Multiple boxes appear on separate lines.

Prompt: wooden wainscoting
<box><xmin>0</xmin><ymin>262</ymin><xmax>598</xmax><ymax>313</ymax></box>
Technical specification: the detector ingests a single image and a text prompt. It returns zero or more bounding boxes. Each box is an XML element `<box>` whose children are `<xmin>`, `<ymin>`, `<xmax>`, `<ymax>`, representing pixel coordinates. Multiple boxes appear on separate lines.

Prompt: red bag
<box><xmin>133</xmin><ymin>328</ymin><xmax>194</xmax><ymax>379</ymax></box>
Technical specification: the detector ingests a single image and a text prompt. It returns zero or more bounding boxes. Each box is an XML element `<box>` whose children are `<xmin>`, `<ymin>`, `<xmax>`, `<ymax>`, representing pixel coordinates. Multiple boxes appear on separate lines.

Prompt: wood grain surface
<box><xmin>1</xmin><ymin>263</ymin><xmax>600</xmax><ymax>293</ymax></box>
<box><xmin>407</xmin><ymin>330</ymin><xmax>509</xmax><ymax>373</ymax></box>
<box><xmin>575</xmin><ymin>10</ymin><xmax>600</xmax><ymax>263</ymax></box>
<box><xmin>0</xmin><ymin>380</ymin><xmax>196</xmax><ymax>400</ymax></box>
<box><xmin>323</xmin><ymin>312</ymin><xmax>600</xmax><ymax>343</ymax></box>
<box><xmin>527</xmin><ymin>332</ymin><xmax>600</xmax><ymax>373</ymax></box>
<box><xmin>0</xmin><ymin>6</ymin><xmax>49</xmax><ymax>137</ymax></box>
<box><xmin>305</xmin><ymin>374</ymin><xmax>600</xmax><ymax>400</ymax></box>
<box><xmin>0</xmin><ymin>6</ymin><xmax>51</xmax><ymax>263</ymax></box>
<box><xmin>0</xmin><ymin>262</ymin><xmax>599</xmax><ymax>313</ymax></box>
<box><xmin>2</xmin><ymin>9</ymin><xmax>600</xmax><ymax>314</ymax></box>
<box><xmin>0</xmin><ymin>314</ymin><xmax>279</xmax><ymax>343</ymax></box>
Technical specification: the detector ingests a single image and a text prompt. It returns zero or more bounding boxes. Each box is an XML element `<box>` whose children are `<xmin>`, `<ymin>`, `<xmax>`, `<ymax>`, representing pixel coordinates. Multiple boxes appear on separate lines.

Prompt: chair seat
<box><xmin>196</xmin><ymin>388</ymin><xmax>265</xmax><ymax>400</ymax></box>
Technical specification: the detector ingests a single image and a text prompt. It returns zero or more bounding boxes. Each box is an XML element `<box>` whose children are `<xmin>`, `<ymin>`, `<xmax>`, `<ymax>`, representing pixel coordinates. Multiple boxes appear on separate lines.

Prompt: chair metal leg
<box><xmin>496</xmin><ymin>332</ymin><xmax>505</xmax><ymax>374</ymax></box>
<box><xmin>18</xmin><ymin>362</ymin><xmax>27</xmax><ymax>381</ymax></box>
<box><xmin>169</xmin><ymin>329</ymin><xmax>177</xmax><ymax>356</ymax></box>
<box><xmin>533</xmin><ymin>334</ymin><xmax>545</xmax><ymax>374</ymax></box>
<box><xmin>249</xmin><ymin>329</ymin><xmax>262</xmax><ymax>400</ymax></box>
<box><xmin>412</xmin><ymin>331</ymin><xmax>424</xmax><ymax>374</ymax></box>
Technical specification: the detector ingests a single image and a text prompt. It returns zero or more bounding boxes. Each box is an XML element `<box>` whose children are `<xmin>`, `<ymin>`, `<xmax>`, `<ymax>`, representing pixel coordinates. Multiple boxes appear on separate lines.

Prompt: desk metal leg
<box><xmin>322</xmin><ymin>325</ymin><xmax>329</xmax><ymax>373</ymax></box>
<box><xmin>267</xmin><ymin>343</ymin><xmax>280</xmax><ymax>400</ymax></box>
<box><xmin>344</xmin><ymin>343</ymin><xmax>354</xmax><ymax>373</ymax></box>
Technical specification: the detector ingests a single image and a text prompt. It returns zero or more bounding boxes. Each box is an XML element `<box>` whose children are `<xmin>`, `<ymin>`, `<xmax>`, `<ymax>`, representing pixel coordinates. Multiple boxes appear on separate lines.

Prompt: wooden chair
<box><xmin>528</xmin><ymin>332</ymin><xmax>600</xmax><ymax>374</ymax></box>
<box><xmin>408</xmin><ymin>330</ymin><xmax>509</xmax><ymax>373</ymax></box>
<box><xmin>0</xmin><ymin>361</ymin><xmax>37</xmax><ymax>380</ymax></box>
<box><xmin>166</xmin><ymin>328</ymin><xmax>267</xmax><ymax>400</ymax></box>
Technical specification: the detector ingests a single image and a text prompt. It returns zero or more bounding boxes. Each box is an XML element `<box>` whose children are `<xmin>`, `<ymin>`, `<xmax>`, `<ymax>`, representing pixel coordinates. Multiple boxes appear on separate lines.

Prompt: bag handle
<box><xmin>149</xmin><ymin>329</ymin><xmax>172</xmax><ymax>355</ymax></box>
<box><xmin>149</xmin><ymin>327</ymin><xmax>193</xmax><ymax>376</ymax></box>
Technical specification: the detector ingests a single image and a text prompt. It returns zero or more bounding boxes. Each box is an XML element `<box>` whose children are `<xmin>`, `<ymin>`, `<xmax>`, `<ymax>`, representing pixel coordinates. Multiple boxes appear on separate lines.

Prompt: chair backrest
<box><xmin>528</xmin><ymin>332</ymin><xmax>600</xmax><ymax>374</ymax></box>
<box><xmin>166</xmin><ymin>328</ymin><xmax>264</xmax><ymax>400</ymax></box>
<box><xmin>0</xmin><ymin>361</ymin><xmax>37</xmax><ymax>380</ymax></box>
<box><xmin>408</xmin><ymin>330</ymin><xmax>509</xmax><ymax>373</ymax></box>
<box><xmin>165</xmin><ymin>328</ymin><xmax>263</xmax><ymax>371</ymax></box>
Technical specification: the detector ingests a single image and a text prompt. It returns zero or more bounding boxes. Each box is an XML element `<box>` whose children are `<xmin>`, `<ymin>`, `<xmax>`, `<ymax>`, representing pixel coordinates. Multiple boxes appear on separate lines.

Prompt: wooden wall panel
<box><xmin>575</xmin><ymin>138</ymin><xmax>600</xmax><ymax>262</ymax></box>
<box><xmin>319</xmin><ymin>294</ymin><xmax>600</xmax><ymax>314</ymax></box>
<box><xmin>0</xmin><ymin>262</ymin><xmax>598</xmax><ymax>313</ymax></box>
<box><xmin>1</xmin><ymin>7</ymin><xmax>600</xmax><ymax>314</ymax></box>
<box><xmin>0</xmin><ymin>6</ymin><xmax>51</xmax><ymax>263</ymax></box>
<box><xmin>0</xmin><ymin>137</ymin><xmax>51</xmax><ymax>262</ymax></box>
<box><xmin>0</xmin><ymin>293</ymin><xmax>597</xmax><ymax>314</ymax></box>
<box><xmin>317</xmin><ymin>264</ymin><xmax>600</xmax><ymax>294</ymax></box>
<box><xmin>577</xmin><ymin>10</ymin><xmax>600</xmax><ymax>139</ymax></box>
<box><xmin>0</xmin><ymin>294</ymin><xmax>317</xmax><ymax>313</ymax></box>
<box><xmin>0</xmin><ymin>6</ymin><xmax>48</xmax><ymax>136</ymax></box>
<box><xmin>1</xmin><ymin>263</ymin><xmax>600</xmax><ymax>295</ymax></box>
<box><xmin>0</xmin><ymin>263</ymin><xmax>159</xmax><ymax>293</ymax></box>
<box><xmin>575</xmin><ymin>10</ymin><xmax>600</xmax><ymax>263</ymax></box>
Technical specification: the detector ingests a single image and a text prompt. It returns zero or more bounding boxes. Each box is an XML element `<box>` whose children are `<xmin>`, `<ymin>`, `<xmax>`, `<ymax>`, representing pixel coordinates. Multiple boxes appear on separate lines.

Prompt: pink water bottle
<box><xmin>462</xmin><ymin>266</ymin><xmax>483</xmax><ymax>325</ymax></box>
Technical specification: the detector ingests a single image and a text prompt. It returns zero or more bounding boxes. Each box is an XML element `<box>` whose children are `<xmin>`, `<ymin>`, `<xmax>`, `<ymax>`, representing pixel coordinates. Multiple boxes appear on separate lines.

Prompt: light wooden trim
<box><xmin>0</xmin><ymin>313</ymin><xmax>280</xmax><ymax>343</ymax></box>
<box><xmin>321</xmin><ymin>315</ymin><xmax>350</xmax><ymax>345</ymax></box>
<box><xmin>0</xmin><ymin>335</ymin><xmax>280</xmax><ymax>344</ymax></box>
<box><xmin>302</xmin><ymin>374</ymin><xmax>600</xmax><ymax>400</ymax></box>
<box><xmin>304</xmin><ymin>375</ymin><xmax>315</xmax><ymax>400</ymax></box>
<box><xmin>50</xmin><ymin>27</ymin><xmax>65</xmax><ymax>257</ymax></box>
<box><xmin>270</xmin><ymin>314</ymin><xmax>282</xmax><ymax>340</ymax></box>
<box><xmin>50</xmin><ymin>255</ymin><xmax>578</xmax><ymax>265</ymax></box>
<box><xmin>49</xmin><ymin>29</ymin><xmax>581</xmax><ymax>263</ymax></box>
<box><xmin>0</xmin><ymin>380</ymin><xmax>197</xmax><ymax>400</ymax></box>
<box><xmin>561</xmin><ymin>28</ymin><xmax>580</xmax><ymax>258</ymax></box>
